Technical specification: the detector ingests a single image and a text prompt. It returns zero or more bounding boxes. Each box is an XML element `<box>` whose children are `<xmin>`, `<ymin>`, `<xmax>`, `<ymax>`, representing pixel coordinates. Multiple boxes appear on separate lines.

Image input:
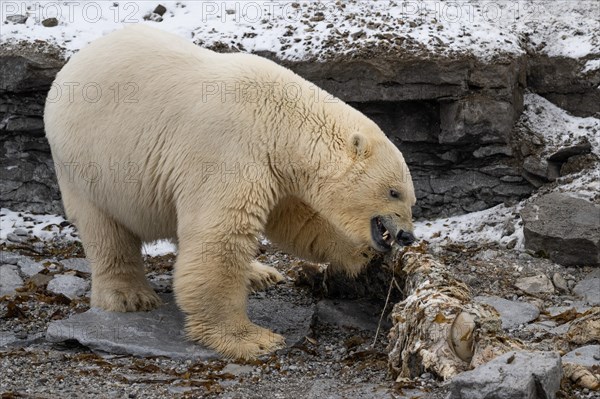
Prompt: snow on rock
<box><xmin>521</xmin><ymin>1</ymin><xmax>599</xmax><ymax>59</ymax></box>
<box><xmin>520</xmin><ymin>93</ymin><xmax>600</xmax><ymax>158</ymax></box>
<box><xmin>582</xmin><ymin>59</ymin><xmax>600</xmax><ymax>74</ymax></box>
<box><xmin>415</xmin><ymin>91</ymin><xmax>599</xmax><ymax>250</ymax></box>
<box><xmin>0</xmin><ymin>208</ymin><xmax>176</xmax><ymax>257</ymax></box>
<box><xmin>1</xmin><ymin>1</ymin><xmax>598</xmax><ymax>61</ymax></box>
<box><xmin>415</xmin><ymin>202</ymin><xmax>525</xmax><ymax>249</ymax></box>
<box><xmin>0</xmin><ymin>208</ymin><xmax>75</xmax><ymax>242</ymax></box>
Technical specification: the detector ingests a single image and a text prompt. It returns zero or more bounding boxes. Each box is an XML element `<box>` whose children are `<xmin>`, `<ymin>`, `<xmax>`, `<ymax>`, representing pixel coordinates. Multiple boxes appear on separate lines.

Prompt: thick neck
<box><xmin>242</xmin><ymin>71</ymin><xmax>354</xmax><ymax>205</ymax></box>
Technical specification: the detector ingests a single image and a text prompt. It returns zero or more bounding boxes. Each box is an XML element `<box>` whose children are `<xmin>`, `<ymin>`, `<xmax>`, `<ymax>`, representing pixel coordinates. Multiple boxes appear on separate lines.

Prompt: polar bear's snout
<box><xmin>370</xmin><ymin>215</ymin><xmax>416</xmax><ymax>252</ymax></box>
<box><xmin>397</xmin><ymin>230</ymin><xmax>416</xmax><ymax>246</ymax></box>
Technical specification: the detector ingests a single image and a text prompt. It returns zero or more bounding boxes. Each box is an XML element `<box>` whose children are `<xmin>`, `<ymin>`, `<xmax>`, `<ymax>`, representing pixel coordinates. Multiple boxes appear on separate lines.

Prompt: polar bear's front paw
<box><xmin>248</xmin><ymin>261</ymin><xmax>285</xmax><ymax>291</ymax></box>
<box><xmin>187</xmin><ymin>319</ymin><xmax>286</xmax><ymax>360</ymax></box>
<box><xmin>91</xmin><ymin>284</ymin><xmax>162</xmax><ymax>312</ymax></box>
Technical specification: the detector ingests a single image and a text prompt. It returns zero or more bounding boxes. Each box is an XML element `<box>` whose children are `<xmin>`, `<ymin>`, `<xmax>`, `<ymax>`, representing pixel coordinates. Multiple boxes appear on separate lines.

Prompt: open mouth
<box><xmin>370</xmin><ymin>216</ymin><xmax>395</xmax><ymax>252</ymax></box>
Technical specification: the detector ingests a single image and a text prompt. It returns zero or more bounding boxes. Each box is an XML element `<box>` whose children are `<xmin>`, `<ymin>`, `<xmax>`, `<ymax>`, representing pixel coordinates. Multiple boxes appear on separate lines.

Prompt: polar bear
<box><xmin>44</xmin><ymin>25</ymin><xmax>416</xmax><ymax>359</ymax></box>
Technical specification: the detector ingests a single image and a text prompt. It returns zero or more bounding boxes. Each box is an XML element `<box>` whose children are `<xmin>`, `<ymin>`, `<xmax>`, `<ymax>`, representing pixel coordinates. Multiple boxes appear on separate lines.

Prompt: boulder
<box><xmin>573</xmin><ymin>271</ymin><xmax>600</xmax><ymax>306</ymax></box>
<box><xmin>1</xmin><ymin>43</ymin><xmax>65</xmax><ymax>214</ymax></box>
<box><xmin>17</xmin><ymin>257</ymin><xmax>44</xmax><ymax>277</ymax></box>
<box><xmin>0</xmin><ymin>265</ymin><xmax>23</xmax><ymax>296</ymax></box>
<box><xmin>449</xmin><ymin>351</ymin><xmax>562</xmax><ymax>399</ymax></box>
<box><xmin>0</xmin><ymin>251</ymin><xmax>21</xmax><ymax>265</ymax></box>
<box><xmin>521</xmin><ymin>193</ymin><xmax>600</xmax><ymax>266</ymax></box>
<box><xmin>46</xmin><ymin>275</ymin><xmax>90</xmax><ymax>299</ymax></box>
<box><xmin>0</xmin><ymin>45</ymin><xmax>64</xmax><ymax>92</ymax></box>
<box><xmin>439</xmin><ymin>96</ymin><xmax>516</xmax><ymax>145</ymax></box>
<box><xmin>552</xmin><ymin>272</ymin><xmax>569</xmax><ymax>293</ymax></box>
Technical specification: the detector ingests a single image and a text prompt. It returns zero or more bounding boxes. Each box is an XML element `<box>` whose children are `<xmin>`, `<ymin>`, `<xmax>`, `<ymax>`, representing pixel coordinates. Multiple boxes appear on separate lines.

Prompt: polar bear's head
<box><xmin>323</xmin><ymin>131</ymin><xmax>417</xmax><ymax>253</ymax></box>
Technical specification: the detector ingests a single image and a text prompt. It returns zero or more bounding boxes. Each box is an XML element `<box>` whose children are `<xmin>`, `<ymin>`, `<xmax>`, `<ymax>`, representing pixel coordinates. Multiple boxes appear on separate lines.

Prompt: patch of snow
<box><xmin>524</xmin><ymin>1</ymin><xmax>599</xmax><ymax>59</ymax></box>
<box><xmin>520</xmin><ymin>92</ymin><xmax>600</xmax><ymax>157</ymax></box>
<box><xmin>582</xmin><ymin>59</ymin><xmax>600</xmax><ymax>74</ymax></box>
<box><xmin>415</xmin><ymin>203</ymin><xmax>524</xmax><ymax>249</ymax></box>
<box><xmin>1</xmin><ymin>208</ymin><xmax>176</xmax><ymax>257</ymax></box>
<box><xmin>546</xmin><ymin>171</ymin><xmax>600</xmax><ymax>202</ymax></box>
<box><xmin>415</xmin><ymin>167</ymin><xmax>599</xmax><ymax>249</ymax></box>
<box><xmin>0</xmin><ymin>208</ymin><xmax>75</xmax><ymax>242</ymax></box>
<box><xmin>1</xmin><ymin>1</ymin><xmax>598</xmax><ymax>61</ymax></box>
<box><xmin>142</xmin><ymin>240</ymin><xmax>177</xmax><ymax>257</ymax></box>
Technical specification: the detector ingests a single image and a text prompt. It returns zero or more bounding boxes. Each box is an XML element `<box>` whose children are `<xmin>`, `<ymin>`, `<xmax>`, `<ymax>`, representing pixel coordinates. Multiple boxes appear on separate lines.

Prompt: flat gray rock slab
<box><xmin>474</xmin><ymin>296</ymin><xmax>540</xmax><ymax>329</ymax></box>
<box><xmin>449</xmin><ymin>351</ymin><xmax>562</xmax><ymax>399</ymax></box>
<box><xmin>562</xmin><ymin>345</ymin><xmax>600</xmax><ymax>368</ymax></box>
<box><xmin>520</xmin><ymin>193</ymin><xmax>600</xmax><ymax>266</ymax></box>
<box><xmin>515</xmin><ymin>274</ymin><xmax>555</xmax><ymax>296</ymax></box>
<box><xmin>47</xmin><ymin>293</ymin><xmax>315</xmax><ymax>360</ymax></box>
<box><xmin>546</xmin><ymin>303</ymin><xmax>590</xmax><ymax>317</ymax></box>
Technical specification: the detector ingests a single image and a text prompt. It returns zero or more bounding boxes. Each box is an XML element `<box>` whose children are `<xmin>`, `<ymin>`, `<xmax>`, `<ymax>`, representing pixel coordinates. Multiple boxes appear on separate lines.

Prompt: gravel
<box><xmin>1</xmin><ymin>235</ymin><xmax>597</xmax><ymax>398</ymax></box>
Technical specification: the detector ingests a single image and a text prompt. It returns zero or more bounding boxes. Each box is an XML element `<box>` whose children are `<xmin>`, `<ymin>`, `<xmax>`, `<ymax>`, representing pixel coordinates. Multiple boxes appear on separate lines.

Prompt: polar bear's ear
<box><xmin>348</xmin><ymin>133</ymin><xmax>371</xmax><ymax>160</ymax></box>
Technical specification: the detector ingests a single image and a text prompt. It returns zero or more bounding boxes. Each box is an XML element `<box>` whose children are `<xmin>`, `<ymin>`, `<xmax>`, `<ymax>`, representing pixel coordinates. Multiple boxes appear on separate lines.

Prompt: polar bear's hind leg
<box><xmin>61</xmin><ymin>185</ymin><xmax>162</xmax><ymax>312</ymax></box>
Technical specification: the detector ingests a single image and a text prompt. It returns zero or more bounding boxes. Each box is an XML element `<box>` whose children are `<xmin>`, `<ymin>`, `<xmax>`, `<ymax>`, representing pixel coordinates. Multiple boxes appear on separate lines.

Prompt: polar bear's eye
<box><xmin>389</xmin><ymin>189</ymin><xmax>400</xmax><ymax>199</ymax></box>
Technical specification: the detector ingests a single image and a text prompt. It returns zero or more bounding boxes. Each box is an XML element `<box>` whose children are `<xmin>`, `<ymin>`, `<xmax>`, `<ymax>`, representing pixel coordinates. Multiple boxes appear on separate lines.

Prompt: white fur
<box><xmin>44</xmin><ymin>25</ymin><xmax>415</xmax><ymax>359</ymax></box>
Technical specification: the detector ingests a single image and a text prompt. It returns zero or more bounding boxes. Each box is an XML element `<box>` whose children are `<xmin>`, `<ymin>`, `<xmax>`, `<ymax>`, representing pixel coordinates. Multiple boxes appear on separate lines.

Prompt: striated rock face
<box><xmin>1</xmin><ymin>44</ymin><xmax>64</xmax><ymax>213</ymax></box>
<box><xmin>1</xmin><ymin>43</ymin><xmax>538</xmax><ymax>218</ymax></box>
<box><xmin>528</xmin><ymin>55</ymin><xmax>600</xmax><ymax>118</ymax></box>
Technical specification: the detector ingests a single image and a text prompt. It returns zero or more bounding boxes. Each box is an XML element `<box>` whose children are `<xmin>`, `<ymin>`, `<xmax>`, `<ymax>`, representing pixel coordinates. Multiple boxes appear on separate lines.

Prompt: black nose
<box><xmin>397</xmin><ymin>230</ymin><xmax>416</xmax><ymax>246</ymax></box>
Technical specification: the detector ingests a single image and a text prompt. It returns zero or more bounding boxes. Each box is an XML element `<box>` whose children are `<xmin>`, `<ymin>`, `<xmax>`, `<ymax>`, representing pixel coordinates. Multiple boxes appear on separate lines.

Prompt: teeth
<box><xmin>382</xmin><ymin>231</ymin><xmax>389</xmax><ymax>240</ymax></box>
